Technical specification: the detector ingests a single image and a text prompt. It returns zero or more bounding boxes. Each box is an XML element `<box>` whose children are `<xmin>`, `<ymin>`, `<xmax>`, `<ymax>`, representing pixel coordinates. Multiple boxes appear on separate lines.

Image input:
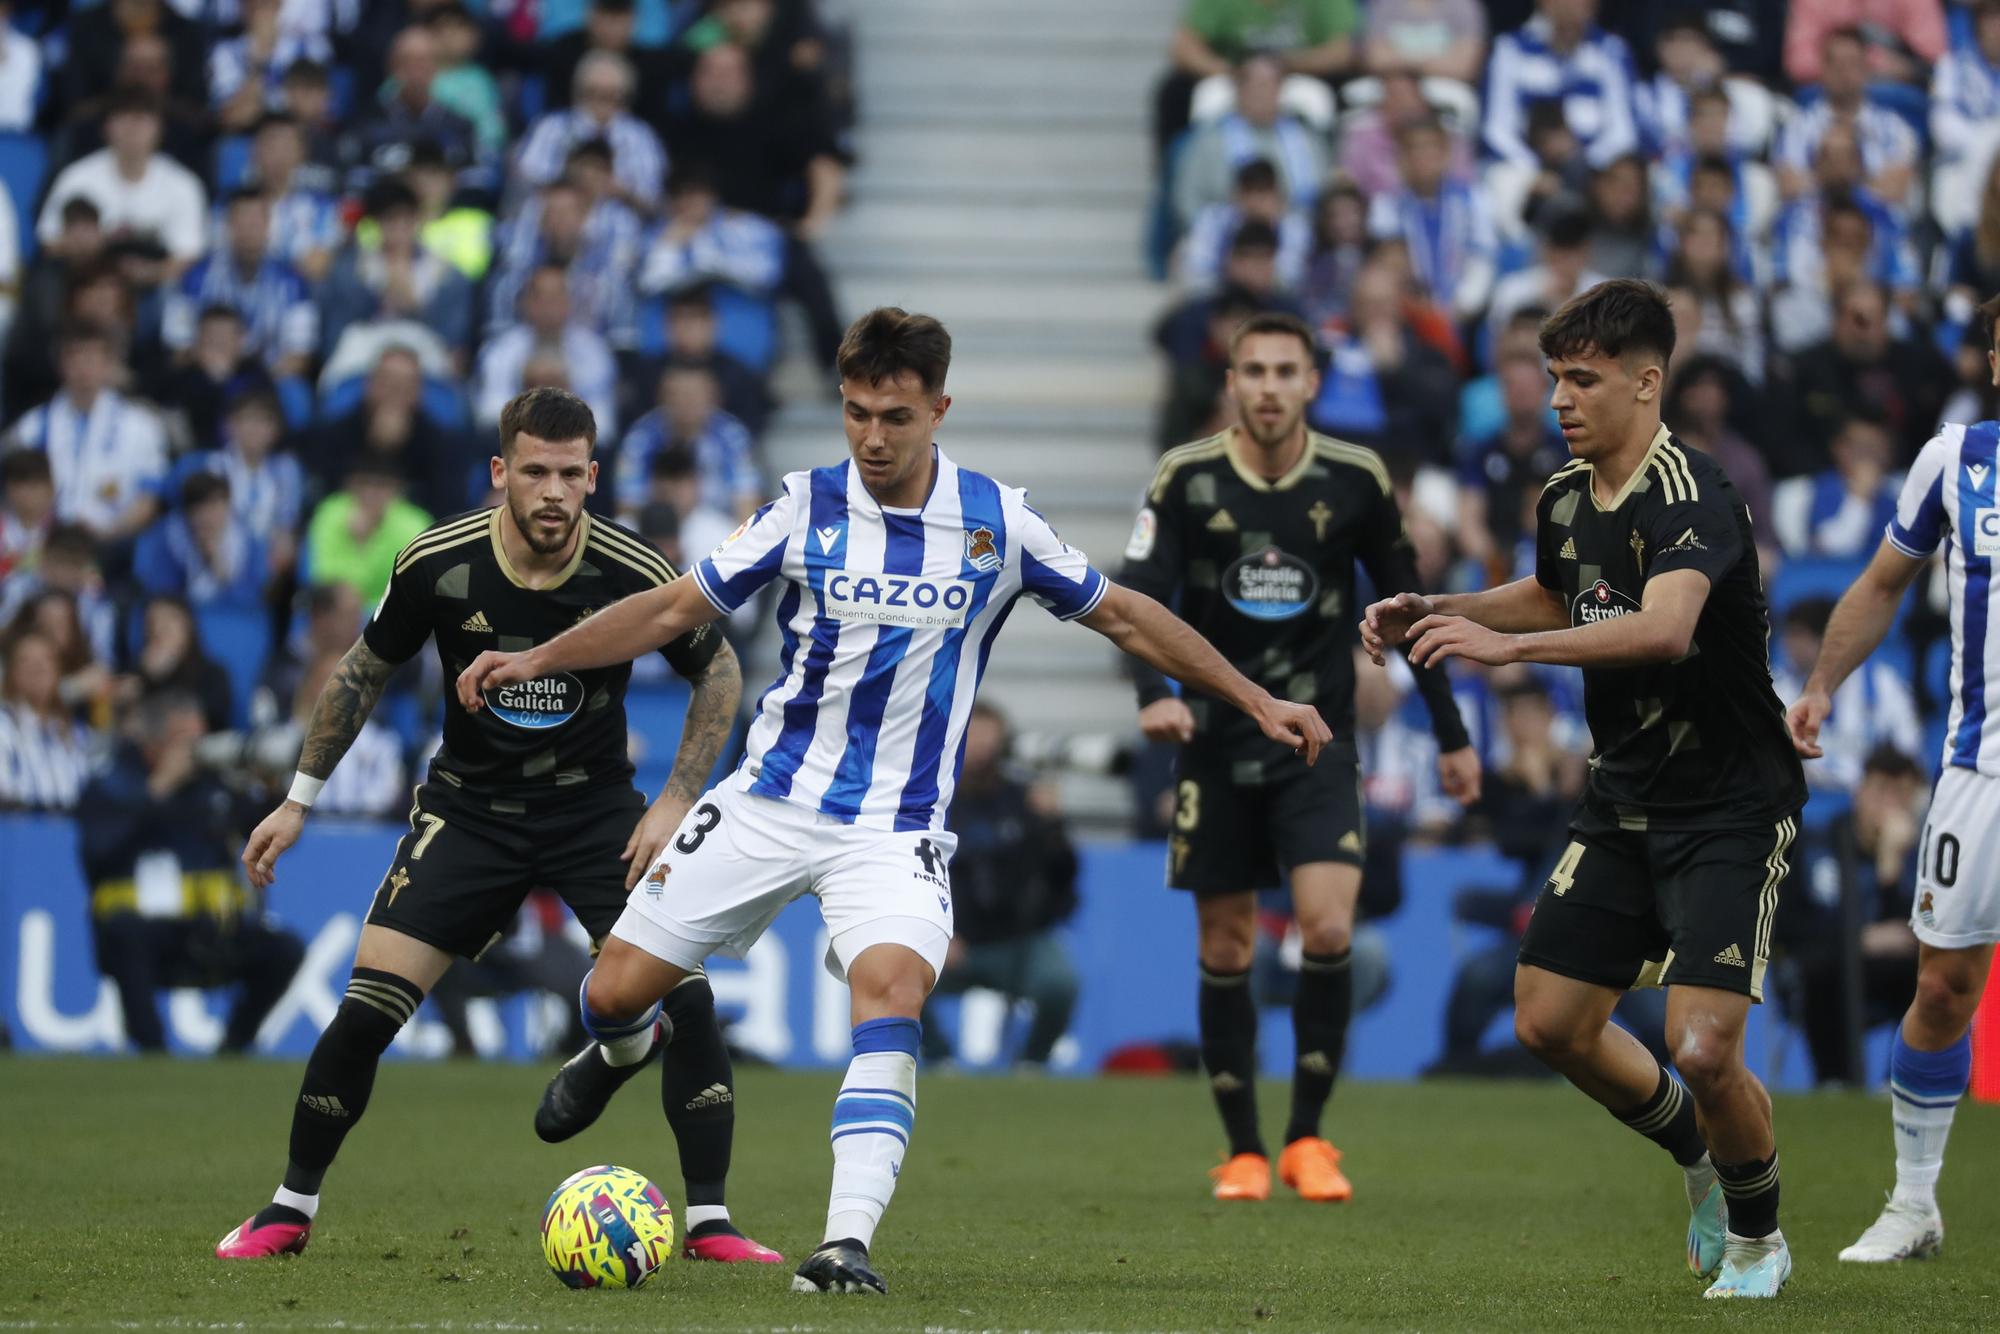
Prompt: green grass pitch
<box><xmin>2</xmin><ymin>1057</ymin><xmax>1998</xmax><ymax>1331</ymax></box>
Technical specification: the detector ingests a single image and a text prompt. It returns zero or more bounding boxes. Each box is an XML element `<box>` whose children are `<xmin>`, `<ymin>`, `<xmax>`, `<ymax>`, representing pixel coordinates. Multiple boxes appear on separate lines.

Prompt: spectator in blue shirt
<box><xmin>319</xmin><ymin>179</ymin><xmax>477</xmax><ymax>370</ymax></box>
<box><xmin>170</xmin><ymin>388</ymin><xmax>305</xmax><ymax>579</ymax></box>
<box><xmin>1776</xmin><ymin>26</ymin><xmax>1920</xmax><ymax>212</ymax></box>
<box><xmin>163</xmin><ymin>189</ymin><xmax>317</xmax><ymax>381</ymax></box>
<box><xmin>488</xmin><ymin>176</ymin><xmax>639</xmax><ymax>341</ymax></box>
<box><xmin>637</xmin><ymin>165</ymin><xmax>788</xmax><ymax>303</ymax></box>
<box><xmin>1933</xmin><ymin>0</ymin><xmax>2000</xmax><ymax>160</ymax></box>
<box><xmin>615</xmin><ymin>361</ymin><xmax>760</xmax><ymax>523</ymax></box>
<box><xmin>245</xmin><ymin>113</ymin><xmax>344</xmax><ymax>283</ymax></box>
<box><xmin>1483</xmin><ymin>0</ymin><xmax>1640</xmax><ymax>171</ymax></box>
<box><xmin>134</xmin><ymin>472</ymin><xmax>270</xmax><ymax>613</ymax></box>
<box><xmin>1367</xmin><ymin>117</ymin><xmax>1497</xmax><ymax>319</ymax></box>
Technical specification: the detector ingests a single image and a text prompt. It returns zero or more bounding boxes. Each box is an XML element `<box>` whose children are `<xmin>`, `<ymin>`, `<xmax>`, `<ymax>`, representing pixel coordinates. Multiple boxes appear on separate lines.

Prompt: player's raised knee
<box><xmin>1670</xmin><ymin>1033</ymin><xmax>1743</xmax><ymax>1098</ymax></box>
<box><xmin>1912</xmin><ymin>966</ymin><xmax>1981</xmax><ymax>1033</ymax></box>
<box><xmin>1513</xmin><ymin>1008</ymin><xmax>1592</xmax><ymax>1067</ymax></box>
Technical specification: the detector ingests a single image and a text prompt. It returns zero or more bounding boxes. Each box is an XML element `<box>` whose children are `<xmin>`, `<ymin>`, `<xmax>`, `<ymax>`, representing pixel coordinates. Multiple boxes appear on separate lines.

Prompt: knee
<box><xmin>858</xmin><ymin>971</ymin><xmax>929</xmax><ymax>1020</ymax></box>
<box><xmin>1296</xmin><ymin>914</ymin><xmax>1353</xmax><ymax>957</ymax></box>
<box><xmin>583</xmin><ymin>967</ymin><xmax>651</xmax><ymax>1022</ymax></box>
<box><xmin>1672</xmin><ymin>1034</ymin><xmax>1743</xmax><ymax>1099</ymax></box>
<box><xmin>1514</xmin><ymin>1006</ymin><xmax>1593</xmax><ymax>1067</ymax></box>
<box><xmin>1197</xmin><ymin>917</ymin><xmax>1256</xmax><ymax>973</ymax></box>
<box><xmin>1911</xmin><ymin>965</ymin><xmax>1981</xmax><ymax>1033</ymax></box>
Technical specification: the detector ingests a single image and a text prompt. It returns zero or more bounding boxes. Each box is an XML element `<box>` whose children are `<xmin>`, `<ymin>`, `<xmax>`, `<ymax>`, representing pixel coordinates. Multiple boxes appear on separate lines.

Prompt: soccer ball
<box><xmin>540</xmin><ymin>1164</ymin><xmax>675</xmax><ymax>1289</ymax></box>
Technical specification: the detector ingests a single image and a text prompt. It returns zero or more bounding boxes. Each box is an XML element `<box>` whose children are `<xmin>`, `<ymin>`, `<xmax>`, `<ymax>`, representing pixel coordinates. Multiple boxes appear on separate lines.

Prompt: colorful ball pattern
<box><xmin>540</xmin><ymin>1164</ymin><xmax>676</xmax><ymax>1289</ymax></box>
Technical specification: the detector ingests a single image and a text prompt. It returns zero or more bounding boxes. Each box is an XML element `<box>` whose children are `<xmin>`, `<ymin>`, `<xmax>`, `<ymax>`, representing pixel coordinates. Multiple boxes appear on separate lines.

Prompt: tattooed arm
<box><xmin>242</xmin><ymin>637</ymin><xmax>399</xmax><ymax>888</ymax></box>
<box><xmin>619</xmin><ymin>639</ymin><xmax>742</xmax><ymax>890</ymax></box>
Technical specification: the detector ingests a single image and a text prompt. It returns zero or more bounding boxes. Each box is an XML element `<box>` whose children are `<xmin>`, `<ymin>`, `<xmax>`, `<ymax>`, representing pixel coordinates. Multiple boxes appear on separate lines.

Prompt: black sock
<box><xmin>277</xmin><ymin>968</ymin><xmax>422</xmax><ymax>1197</ymax></box>
<box><xmin>1715</xmin><ymin>1152</ymin><xmax>1781</xmax><ymax>1239</ymax></box>
<box><xmin>1611</xmin><ymin>1065</ymin><xmax>1709</xmax><ymax>1167</ymax></box>
<box><xmin>1198</xmin><ymin>965</ymin><xmax>1263</xmax><ymax>1158</ymax></box>
<box><xmin>660</xmin><ymin>974</ymin><xmax>735</xmax><ymax>1209</ymax></box>
<box><xmin>1285</xmin><ymin>948</ymin><xmax>1351</xmax><ymax>1145</ymax></box>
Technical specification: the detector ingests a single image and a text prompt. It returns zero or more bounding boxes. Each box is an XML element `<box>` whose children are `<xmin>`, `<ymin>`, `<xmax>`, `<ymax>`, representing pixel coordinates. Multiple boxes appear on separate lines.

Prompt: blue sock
<box><xmin>578</xmin><ymin>973</ymin><xmax>661</xmax><ymax>1066</ymax></box>
<box><xmin>1889</xmin><ymin>1030</ymin><xmax>1970</xmax><ymax>1203</ymax></box>
<box><xmin>824</xmin><ymin>1017</ymin><xmax>920</xmax><ymax>1250</ymax></box>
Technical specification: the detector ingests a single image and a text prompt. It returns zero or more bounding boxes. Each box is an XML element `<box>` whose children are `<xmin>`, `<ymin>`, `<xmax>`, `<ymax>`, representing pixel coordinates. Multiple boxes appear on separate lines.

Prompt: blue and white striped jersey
<box><xmin>692</xmin><ymin>449</ymin><xmax>1109</xmax><ymax>832</ymax></box>
<box><xmin>1888</xmin><ymin>421</ymin><xmax>2000</xmax><ymax>774</ymax></box>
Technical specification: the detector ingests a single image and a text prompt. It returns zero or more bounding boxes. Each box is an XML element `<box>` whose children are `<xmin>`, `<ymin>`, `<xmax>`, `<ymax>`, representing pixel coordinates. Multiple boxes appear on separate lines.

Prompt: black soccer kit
<box><xmin>1119</xmin><ymin>429</ymin><xmax>1471</xmax><ymax>893</ymax></box>
<box><xmin>1517</xmin><ymin>428</ymin><xmax>1808</xmax><ymax>1000</ymax></box>
<box><xmin>360</xmin><ymin>507</ymin><xmax>723</xmax><ymax>958</ymax></box>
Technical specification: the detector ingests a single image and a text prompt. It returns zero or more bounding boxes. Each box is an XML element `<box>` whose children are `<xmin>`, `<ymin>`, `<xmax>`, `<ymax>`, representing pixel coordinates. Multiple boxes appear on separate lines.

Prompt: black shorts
<box><xmin>1166</xmin><ymin>742</ymin><xmax>1364</xmax><ymax>896</ymax></box>
<box><xmin>365</xmin><ymin>778</ymin><xmax>646</xmax><ymax>960</ymax></box>
<box><xmin>1517</xmin><ymin>799</ymin><xmax>1800</xmax><ymax>1001</ymax></box>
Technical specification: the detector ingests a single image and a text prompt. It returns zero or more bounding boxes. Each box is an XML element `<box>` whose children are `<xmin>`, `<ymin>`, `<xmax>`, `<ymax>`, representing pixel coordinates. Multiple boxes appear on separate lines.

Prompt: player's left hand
<box><xmin>1407</xmin><ymin>614</ymin><xmax>1518</xmax><ymax>668</ymax></box>
<box><xmin>457</xmin><ymin>648</ymin><xmax>539</xmax><ymax>712</ymax></box>
<box><xmin>622</xmin><ymin>793</ymin><xmax>693</xmax><ymax>891</ymax></box>
<box><xmin>1254</xmin><ymin>696</ymin><xmax>1332</xmax><ymax>765</ymax></box>
<box><xmin>1438</xmin><ymin>745</ymin><xmax>1482</xmax><ymax>805</ymax></box>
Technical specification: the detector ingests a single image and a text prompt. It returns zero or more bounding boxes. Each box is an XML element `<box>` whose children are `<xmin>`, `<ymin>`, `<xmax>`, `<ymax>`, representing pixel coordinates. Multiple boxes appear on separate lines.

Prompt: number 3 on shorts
<box><xmin>674</xmin><ymin>802</ymin><xmax>722</xmax><ymax>855</ymax></box>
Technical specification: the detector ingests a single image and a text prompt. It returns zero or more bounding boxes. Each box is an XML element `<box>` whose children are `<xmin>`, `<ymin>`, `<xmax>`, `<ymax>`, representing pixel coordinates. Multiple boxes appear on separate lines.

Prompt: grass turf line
<box><xmin>0</xmin><ymin>1058</ymin><xmax>1996</xmax><ymax>1331</ymax></box>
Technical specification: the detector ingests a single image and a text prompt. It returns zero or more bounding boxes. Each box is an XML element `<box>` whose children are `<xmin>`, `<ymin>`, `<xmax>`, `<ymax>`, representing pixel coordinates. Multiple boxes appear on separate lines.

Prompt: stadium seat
<box><xmin>213</xmin><ymin>136</ymin><xmax>253</xmax><ymax>193</ymax></box>
<box><xmin>317</xmin><ymin>375</ymin><xmax>470</xmax><ymax>433</ymax></box>
<box><xmin>633</xmin><ymin>288</ymin><xmax>778</xmax><ymax>371</ymax></box>
<box><xmin>0</xmin><ymin>132</ymin><xmax>49</xmax><ymax>262</ymax></box>
<box><xmin>195</xmin><ymin>605</ymin><xmax>274</xmax><ymax>731</ymax></box>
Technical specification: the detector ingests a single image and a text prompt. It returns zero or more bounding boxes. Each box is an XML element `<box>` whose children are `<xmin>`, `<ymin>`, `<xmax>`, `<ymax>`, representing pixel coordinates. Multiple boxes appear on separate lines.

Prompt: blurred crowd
<box><xmin>0</xmin><ymin>0</ymin><xmax>853</xmax><ymax>824</ymax></box>
<box><xmin>1142</xmin><ymin>0</ymin><xmax>1994</xmax><ymax>1082</ymax></box>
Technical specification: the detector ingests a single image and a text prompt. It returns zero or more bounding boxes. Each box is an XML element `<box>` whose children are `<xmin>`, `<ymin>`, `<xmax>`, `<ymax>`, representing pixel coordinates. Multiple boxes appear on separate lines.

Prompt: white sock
<box><xmin>824</xmin><ymin>1019</ymin><xmax>920</xmax><ymax>1250</ymax></box>
<box><xmin>1890</xmin><ymin>1031</ymin><xmax>1969</xmax><ymax>1208</ymax></box>
<box><xmin>1683</xmin><ymin>1152</ymin><xmax>1716</xmax><ymax>1211</ymax></box>
<box><xmin>684</xmin><ymin>1204</ymin><xmax>730</xmax><ymax>1231</ymax></box>
<box><xmin>272</xmin><ymin>1185</ymin><xmax>319</xmax><ymax>1220</ymax></box>
<box><xmin>599</xmin><ymin>1024</ymin><xmax>657</xmax><ymax>1067</ymax></box>
<box><xmin>1891</xmin><ymin>1096</ymin><xmax>1959</xmax><ymax>1206</ymax></box>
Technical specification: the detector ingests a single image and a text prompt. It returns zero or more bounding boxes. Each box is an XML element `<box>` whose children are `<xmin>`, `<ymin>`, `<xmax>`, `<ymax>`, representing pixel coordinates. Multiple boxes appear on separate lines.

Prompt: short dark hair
<box><xmin>1689</xmin><ymin>84</ymin><xmax>1731</xmax><ymax>113</ymax></box>
<box><xmin>363</xmin><ymin>178</ymin><xmax>419</xmax><ymax>220</ymax></box>
<box><xmin>1228</xmin><ymin>218</ymin><xmax>1279</xmax><ymax>255</ymax></box>
<box><xmin>836</xmin><ymin>307</ymin><xmax>952</xmax><ymax>396</ymax></box>
<box><xmin>1228</xmin><ymin>310</ymin><xmax>1316</xmax><ymax>363</ymax></box>
<box><xmin>58</xmin><ymin>318</ymin><xmax>115</xmax><ymax>351</ymax></box>
<box><xmin>252</xmin><ymin>109</ymin><xmax>300</xmax><ymax>136</ymax></box>
<box><xmin>665</xmin><ymin>163</ymin><xmax>719</xmax><ymax>199</ymax></box>
<box><xmin>1978</xmin><ymin>290</ymin><xmax>2000</xmax><ymax>349</ymax></box>
<box><xmin>225</xmin><ymin>184</ymin><xmax>266</xmax><ymax>210</ymax></box>
<box><xmin>1</xmin><ymin>448</ymin><xmax>52</xmax><ymax>488</ymax></box>
<box><xmin>226</xmin><ymin>385</ymin><xmax>283</xmax><ymax>421</ymax></box>
<box><xmin>1782</xmin><ymin>596</ymin><xmax>1836</xmax><ymax>636</ymax></box>
<box><xmin>1232</xmin><ymin>158</ymin><xmax>1279</xmax><ymax>194</ymax></box>
<box><xmin>1538</xmin><ymin>279</ymin><xmax>1677</xmax><ymax>372</ymax></box>
<box><xmin>104</xmin><ymin>86</ymin><xmax>162</xmax><ymax>121</ymax></box>
<box><xmin>59</xmin><ymin>196</ymin><xmax>101</xmax><ymax>228</ymax></box>
<box><xmin>284</xmin><ymin>58</ymin><xmax>330</xmax><ymax>86</ymax></box>
<box><xmin>499</xmin><ymin>386</ymin><xmax>597</xmax><ymax>455</ymax></box>
<box><xmin>565</xmin><ymin>137</ymin><xmax>614</xmax><ymax>169</ymax></box>
<box><xmin>42</xmin><ymin>523</ymin><xmax>96</xmax><ymax>564</ymax></box>
<box><xmin>1862</xmin><ymin>745</ymin><xmax>1921</xmax><ymax>783</ymax></box>
<box><xmin>1543</xmin><ymin>209</ymin><xmax>1593</xmax><ymax>250</ymax></box>
<box><xmin>197</xmin><ymin>302</ymin><xmax>244</xmax><ymax>328</ymax></box>
<box><xmin>180</xmin><ymin>471</ymin><xmax>231</xmax><ymax>509</ymax></box>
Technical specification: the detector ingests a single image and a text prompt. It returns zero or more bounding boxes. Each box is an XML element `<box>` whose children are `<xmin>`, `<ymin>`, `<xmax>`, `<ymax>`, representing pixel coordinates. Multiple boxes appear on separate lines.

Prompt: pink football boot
<box><xmin>682</xmin><ymin>1228</ymin><xmax>784</xmax><ymax>1263</ymax></box>
<box><xmin>215</xmin><ymin>1214</ymin><xmax>312</xmax><ymax>1259</ymax></box>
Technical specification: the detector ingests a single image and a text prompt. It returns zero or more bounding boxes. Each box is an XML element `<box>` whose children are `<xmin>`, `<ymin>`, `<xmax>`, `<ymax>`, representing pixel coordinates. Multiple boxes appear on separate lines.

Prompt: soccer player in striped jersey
<box><xmin>1790</xmin><ymin>292</ymin><xmax>2000</xmax><ymax>1266</ymax></box>
<box><xmin>1364</xmin><ymin>281</ymin><xmax>1807</xmax><ymax>1299</ymax></box>
<box><xmin>217</xmin><ymin>389</ymin><xmax>779</xmax><ymax>1269</ymax></box>
<box><xmin>457</xmin><ymin>308</ymin><xmax>1332</xmax><ymax>1296</ymax></box>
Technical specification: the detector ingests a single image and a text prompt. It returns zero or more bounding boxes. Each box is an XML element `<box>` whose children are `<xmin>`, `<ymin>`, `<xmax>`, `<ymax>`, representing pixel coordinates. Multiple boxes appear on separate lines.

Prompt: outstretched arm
<box><xmin>1361</xmin><ymin>578</ymin><xmax>1568</xmax><ymax>665</ymax></box>
<box><xmin>1408</xmin><ymin>569</ymin><xmax>1712</xmax><ymax>670</ymax></box>
<box><xmin>457</xmin><ymin>576</ymin><xmax>723</xmax><ymax>710</ymax></box>
<box><xmin>1079</xmin><ymin>582</ymin><xmax>1332</xmax><ymax>763</ymax></box>
<box><xmin>243</xmin><ymin>637</ymin><xmax>399</xmax><ymax>888</ymax></box>
<box><xmin>1790</xmin><ymin>540</ymin><xmax>1926</xmax><ymax>758</ymax></box>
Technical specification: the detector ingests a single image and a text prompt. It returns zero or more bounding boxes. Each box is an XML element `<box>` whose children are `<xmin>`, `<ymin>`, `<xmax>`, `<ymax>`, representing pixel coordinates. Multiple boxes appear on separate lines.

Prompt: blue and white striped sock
<box><xmin>824</xmin><ymin>1017</ymin><xmax>919</xmax><ymax>1250</ymax></box>
<box><xmin>1889</xmin><ymin>1029</ymin><xmax>1970</xmax><ymax>1206</ymax></box>
<box><xmin>578</xmin><ymin>973</ymin><xmax>661</xmax><ymax>1067</ymax></box>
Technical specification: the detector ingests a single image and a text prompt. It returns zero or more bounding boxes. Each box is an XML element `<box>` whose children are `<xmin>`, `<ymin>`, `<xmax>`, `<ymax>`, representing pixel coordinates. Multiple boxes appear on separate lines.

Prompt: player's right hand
<box><xmin>1137</xmin><ymin>696</ymin><xmax>1196</xmax><ymax>744</ymax></box>
<box><xmin>242</xmin><ymin>803</ymin><xmax>305</xmax><ymax>890</ymax></box>
<box><xmin>457</xmin><ymin>648</ymin><xmax>536</xmax><ymax>712</ymax></box>
<box><xmin>1360</xmin><ymin>592</ymin><xmax>1435</xmax><ymax>666</ymax></box>
<box><xmin>1255</xmin><ymin>697</ymin><xmax>1332</xmax><ymax>765</ymax></box>
<box><xmin>1786</xmin><ymin>691</ymin><xmax>1831</xmax><ymax>759</ymax></box>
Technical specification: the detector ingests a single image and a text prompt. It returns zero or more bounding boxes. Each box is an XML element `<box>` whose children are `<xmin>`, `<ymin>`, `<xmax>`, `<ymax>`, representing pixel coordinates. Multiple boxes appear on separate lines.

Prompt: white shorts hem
<box><xmin>825</xmin><ymin>915</ymin><xmax>952</xmax><ymax>984</ymax></box>
<box><xmin>1911</xmin><ymin>922</ymin><xmax>2000</xmax><ymax>950</ymax></box>
<box><xmin>610</xmin><ymin>902</ymin><xmax>720</xmax><ymax>972</ymax></box>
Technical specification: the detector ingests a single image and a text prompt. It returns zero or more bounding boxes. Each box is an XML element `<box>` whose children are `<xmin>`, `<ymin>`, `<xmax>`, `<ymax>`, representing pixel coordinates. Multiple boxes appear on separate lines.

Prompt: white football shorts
<box><xmin>612</xmin><ymin>768</ymin><xmax>957</xmax><ymax>983</ymax></box>
<box><xmin>1913</xmin><ymin>765</ymin><xmax>2000</xmax><ymax>948</ymax></box>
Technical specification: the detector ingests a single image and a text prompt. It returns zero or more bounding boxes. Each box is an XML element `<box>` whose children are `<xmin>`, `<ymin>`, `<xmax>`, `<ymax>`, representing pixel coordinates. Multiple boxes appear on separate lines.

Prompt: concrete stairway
<box><xmin>759</xmin><ymin>0</ymin><xmax>1179</xmax><ymax>825</ymax></box>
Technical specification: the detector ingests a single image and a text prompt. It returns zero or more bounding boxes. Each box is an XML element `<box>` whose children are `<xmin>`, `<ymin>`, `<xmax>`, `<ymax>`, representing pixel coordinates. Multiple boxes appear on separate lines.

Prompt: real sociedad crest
<box><xmin>964</xmin><ymin>526</ymin><xmax>1000</xmax><ymax>572</ymax></box>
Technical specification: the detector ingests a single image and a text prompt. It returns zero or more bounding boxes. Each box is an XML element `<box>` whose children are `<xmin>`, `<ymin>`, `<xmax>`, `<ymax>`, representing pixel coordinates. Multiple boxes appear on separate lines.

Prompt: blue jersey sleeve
<box><xmin>1886</xmin><ymin>430</ymin><xmax>1955</xmax><ymax>558</ymax></box>
<box><xmin>1015</xmin><ymin>500</ymin><xmax>1108</xmax><ymax>621</ymax></box>
<box><xmin>693</xmin><ymin>477</ymin><xmax>800</xmax><ymax>613</ymax></box>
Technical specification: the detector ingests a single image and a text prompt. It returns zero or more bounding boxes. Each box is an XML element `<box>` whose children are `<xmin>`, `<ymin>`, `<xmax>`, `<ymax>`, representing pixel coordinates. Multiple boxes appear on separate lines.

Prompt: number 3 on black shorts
<box><xmin>674</xmin><ymin>802</ymin><xmax>722</xmax><ymax>854</ymax></box>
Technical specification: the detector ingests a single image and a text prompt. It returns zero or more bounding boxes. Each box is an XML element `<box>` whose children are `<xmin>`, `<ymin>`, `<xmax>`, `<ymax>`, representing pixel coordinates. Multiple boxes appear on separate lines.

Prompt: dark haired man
<box><xmin>1364</xmin><ymin>279</ymin><xmax>1806</xmax><ymax>1298</ymax></box>
<box><xmin>1789</xmin><ymin>292</ymin><xmax>2000</xmax><ymax>1265</ymax></box>
<box><xmin>217</xmin><ymin>389</ymin><xmax>779</xmax><ymax>1269</ymax></box>
<box><xmin>457</xmin><ymin>308</ymin><xmax>1333</xmax><ymax>1295</ymax></box>
<box><xmin>1122</xmin><ymin>310</ymin><xmax>1478</xmax><ymax>1205</ymax></box>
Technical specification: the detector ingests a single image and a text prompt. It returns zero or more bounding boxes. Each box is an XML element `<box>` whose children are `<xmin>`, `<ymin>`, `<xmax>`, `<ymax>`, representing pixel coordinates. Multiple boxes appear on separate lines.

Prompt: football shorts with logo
<box><xmin>1516</xmin><ymin>796</ymin><xmax>1798</xmax><ymax>1001</ymax></box>
<box><xmin>366</xmin><ymin>778</ymin><xmax>646</xmax><ymax>959</ymax></box>
<box><xmin>614</xmin><ymin>767</ymin><xmax>958</xmax><ymax>982</ymax></box>
<box><xmin>1166</xmin><ymin>739</ymin><xmax>1365</xmax><ymax>895</ymax></box>
<box><xmin>1911</xmin><ymin>766</ymin><xmax>2000</xmax><ymax>947</ymax></box>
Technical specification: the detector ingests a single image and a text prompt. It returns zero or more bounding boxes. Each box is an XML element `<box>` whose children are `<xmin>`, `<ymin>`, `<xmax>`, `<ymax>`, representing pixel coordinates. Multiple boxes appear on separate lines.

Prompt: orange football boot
<box><xmin>1277</xmin><ymin>1137</ymin><xmax>1352</xmax><ymax>1202</ymax></box>
<box><xmin>1208</xmin><ymin>1152</ymin><xmax>1271</xmax><ymax>1201</ymax></box>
